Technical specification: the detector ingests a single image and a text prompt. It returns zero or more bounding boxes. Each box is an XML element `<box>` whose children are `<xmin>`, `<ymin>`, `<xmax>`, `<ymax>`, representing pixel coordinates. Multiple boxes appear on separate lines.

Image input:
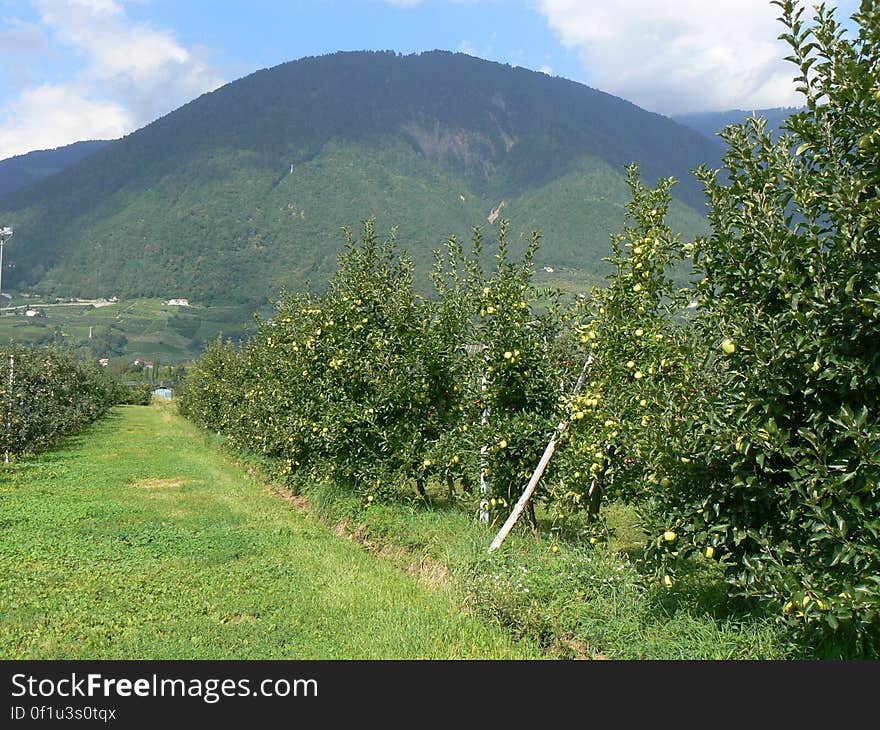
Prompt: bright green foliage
<box><xmin>172</xmin><ymin>337</ymin><xmax>244</xmax><ymax>433</ymax></box>
<box><xmin>255</xmin><ymin>222</ymin><xmax>443</xmax><ymax>492</ymax></box>
<box><xmin>179</xmin><ymin>220</ymin><xmax>572</xmax><ymax>511</ymax></box>
<box><xmin>641</xmin><ymin>1</ymin><xmax>880</xmax><ymax>652</ymax></box>
<box><xmin>0</xmin><ymin>345</ymin><xmax>121</xmax><ymax>457</ymax></box>
<box><xmin>550</xmin><ymin>166</ymin><xmax>688</xmax><ymax>538</ymax></box>
<box><xmin>472</xmin><ymin>223</ymin><xmax>576</xmax><ymax>511</ymax></box>
<box><xmin>182</xmin><ymin>221</ymin><xmax>467</xmax><ymax>497</ymax></box>
<box><xmin>114</xmin><ymin>382</ymin><xmax>153</xmax><ymax>406</ymax></box>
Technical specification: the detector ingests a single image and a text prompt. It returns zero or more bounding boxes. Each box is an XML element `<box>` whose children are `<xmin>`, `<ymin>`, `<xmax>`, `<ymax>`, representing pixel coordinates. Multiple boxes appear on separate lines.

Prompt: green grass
<box><xmin>0</xmin><ymin>400</ymin><xmax>803</xmax><ymax>660</ymax></box>
<box><xmin>284</xmin><ymin>469</ymin><xmax>797</xmax><ymax>660</ymax></box>
<box><xmin>0</xmin><ymin>404</ymin><xmax>541</xmax><ymax>659</ymax></box>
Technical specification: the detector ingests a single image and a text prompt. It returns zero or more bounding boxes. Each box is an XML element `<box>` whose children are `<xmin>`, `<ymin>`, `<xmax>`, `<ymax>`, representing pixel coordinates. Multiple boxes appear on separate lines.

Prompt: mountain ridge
<box><xmin>672</xmin><ymin>106</ymin><xmax>804</xmax><ymax>141</ymax></box>
<box><xmin>0</xmin><ymin>140</ymin><xmax>112</xmax><ymax>197</ymax></box>
<box><xmin>0</xmin><ymin>50</ymin><xmax>721</xmax><ymax>305</ymax></box>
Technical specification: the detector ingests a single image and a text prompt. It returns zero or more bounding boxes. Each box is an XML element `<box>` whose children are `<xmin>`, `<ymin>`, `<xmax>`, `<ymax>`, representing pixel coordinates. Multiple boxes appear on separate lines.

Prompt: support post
<box><xmin>5</xmin><ymin>353</ymin><xmax>14</xmax><ymax>464</ymax></box>
<box><xmin>488</xmin><ymin>354</ymin><xmax>593</xmax><ymax>553</ymax></box>
<box><xmin>478</xmin><ymin>375</ymin><xmax>490</xmax><ymax>523</ymax></box>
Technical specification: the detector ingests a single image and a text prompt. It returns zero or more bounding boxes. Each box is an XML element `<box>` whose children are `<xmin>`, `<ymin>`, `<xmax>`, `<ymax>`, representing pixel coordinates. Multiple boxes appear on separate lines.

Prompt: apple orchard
<box><xmin>180</xmin><ymin>1</ymin><xmax>880</xmax><ymax>654</ymax></box>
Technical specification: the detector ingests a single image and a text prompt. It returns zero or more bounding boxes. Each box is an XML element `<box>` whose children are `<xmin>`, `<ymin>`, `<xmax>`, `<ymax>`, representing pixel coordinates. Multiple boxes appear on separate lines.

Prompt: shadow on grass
<box><xmin>410</xmin><ymin>491</ymin><xmax>468</xmax><ymax>515</ymax></box>
<box><xmin>642</xmin><ymin>560</ymin><xmax>878</xmax><ymax>658</ymax></box>
<box><xmin>638</xmin><ymin>552</ymin><xmax>766</xmax><ymax>620</ymax></box>
<box><xmin>5</xmin><ymin>439</ymin><xmax>85</xmax><ymax>470</ymax></box>
<box><xmin>1</xmin><ymin>409</ymin><xmax>126</xmax><ymax>480</ymax></box>
<box><xmin>785</xmin><ymin>630</ymin><xmax>879</xmax><ymax>660</ymax></box>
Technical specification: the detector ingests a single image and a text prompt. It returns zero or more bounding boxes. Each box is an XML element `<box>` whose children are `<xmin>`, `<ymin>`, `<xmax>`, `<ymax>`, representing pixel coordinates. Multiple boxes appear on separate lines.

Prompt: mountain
<box><xmin>0</xmin><ymin>140</ymin><xmax>111</xmax><ymax>197</ymax></box>
<box><xmin>672</xmin><ymin>107</ymin><xmax>803</xmax><ymax>142</ymax></box>
<box><xmin>0</xmin><ymin>51</ymin><xmax>722</xmax><ymax>307</ymax></box>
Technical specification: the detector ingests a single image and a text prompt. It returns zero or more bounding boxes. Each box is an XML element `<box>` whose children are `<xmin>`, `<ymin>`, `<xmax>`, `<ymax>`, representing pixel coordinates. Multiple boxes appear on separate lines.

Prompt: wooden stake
<box><xmin>488</xmin><ymin>354</ymin><xmax>593</xmax><ymax>553</ymax></box>
<box><xmin>5</xmin><ymin>353</ymin><xmax>13</xmax><ymax>464</ymax></box>
<box><xmin>478</xmin><ymin>375</ymin><xmax>490</xmax><ymax>523</ymax></box>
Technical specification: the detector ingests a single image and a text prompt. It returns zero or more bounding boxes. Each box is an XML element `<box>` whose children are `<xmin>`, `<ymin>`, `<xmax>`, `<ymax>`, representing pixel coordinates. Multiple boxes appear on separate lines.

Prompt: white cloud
<box><xmin>0</xmin><ymin>84</ymin><xmax>131</xmax><ymax>158</ymax></box>
<box><xmin>36</xmin><ymin>0</ymin><xmax>225</xmax><ymax>123</ymax></box>
<box><xmin>0</xmin><ymin>0</ymin><xmax>225</xmax><ymax>159</ymax></box>
<box><xmin>539</xmin><ymin>65</ymin><xmax>553</xmax><ymax>75</ymax></box>
<box><xmin>536</xmin><ymin>0</ymin><xmax>856</xmax><ymax>114</ymax></box>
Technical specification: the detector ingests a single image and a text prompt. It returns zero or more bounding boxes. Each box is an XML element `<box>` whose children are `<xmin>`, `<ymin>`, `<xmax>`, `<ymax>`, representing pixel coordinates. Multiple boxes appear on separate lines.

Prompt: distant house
<box><xmin>165</xmin><ymin>298</ymin><xmax>190</xmax><ymax>307</ymax></box>
<box><xmin>99</xmin><ymin>358</ymin><xmax>110</xmax><ymax>367</ymax></box>
<box><xmin>24</xmin><ymin>309</ymin><xmax>41</xmax><ymax>317</ymax></box>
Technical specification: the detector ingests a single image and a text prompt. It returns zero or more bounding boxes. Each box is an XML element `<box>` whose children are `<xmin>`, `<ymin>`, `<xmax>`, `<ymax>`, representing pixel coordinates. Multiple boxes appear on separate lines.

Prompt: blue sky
<box><xmin>0</xmin><ymin>0</ymin><xmax>861</xmax><ymax>160</ymax></box>
<box><xmin>123</xmin><ymin>1</ymin><xmax>587</xmax><ymax>84</ymax></box>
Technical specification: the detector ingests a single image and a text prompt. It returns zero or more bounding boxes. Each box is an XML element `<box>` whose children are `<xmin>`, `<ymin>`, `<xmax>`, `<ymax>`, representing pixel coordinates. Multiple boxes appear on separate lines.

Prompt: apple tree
<box><xmin>550</xmin><ymin>166</ymin><xmax>690</xmax><ymax>541</ymax></box>
<box><xmin>641</xmin><ymin>0</ymin><xmax>880</xmax><ymax>652</ymax></box>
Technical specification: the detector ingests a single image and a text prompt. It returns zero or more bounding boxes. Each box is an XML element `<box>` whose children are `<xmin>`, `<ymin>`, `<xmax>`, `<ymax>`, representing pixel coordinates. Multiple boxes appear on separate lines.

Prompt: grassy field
<box><xmin>1</xmin><ymin>400</ymin><xmax>806</xmax><ymax>660</ymax></box>
<box><xmin>0</xmin><ymin>403</ymin><xmax>541</xmax><ymax>659</ymax></box>
<box><xmin>292</xmin><ymin>479</ymin><xmax>795</xmax><ymax>660</ymax></box>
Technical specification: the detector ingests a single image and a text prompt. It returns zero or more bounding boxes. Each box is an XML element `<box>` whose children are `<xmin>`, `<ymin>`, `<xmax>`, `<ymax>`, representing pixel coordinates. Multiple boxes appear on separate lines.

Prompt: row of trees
<box><xmin>180</xmin><ymin>218</ymin><xmax>576</xmax><ymax>513</ymax></box>
<box><xmin>0</xmin><ymin>344</ymin><xmax>148</xmax><ymax>459</ymax></box>
<box><xmin>180</xmin><ymin>2</ymin><xmax>878</xmax><ymax>652</ymax></box>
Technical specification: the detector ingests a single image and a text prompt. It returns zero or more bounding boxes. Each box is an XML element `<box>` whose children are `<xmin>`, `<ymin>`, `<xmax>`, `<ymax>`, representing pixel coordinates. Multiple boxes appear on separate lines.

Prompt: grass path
<box><xmin>0</xmin><ymin>405</ymin><xmax>540</xmax><ymax>659</ymax></box>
